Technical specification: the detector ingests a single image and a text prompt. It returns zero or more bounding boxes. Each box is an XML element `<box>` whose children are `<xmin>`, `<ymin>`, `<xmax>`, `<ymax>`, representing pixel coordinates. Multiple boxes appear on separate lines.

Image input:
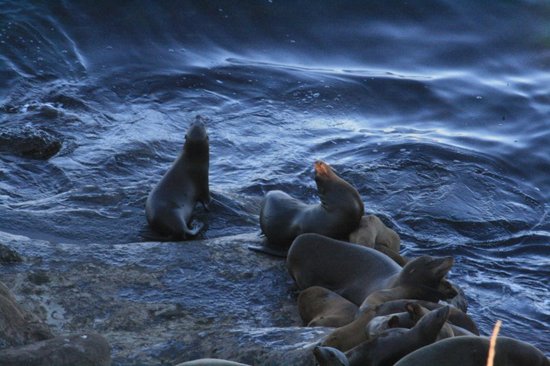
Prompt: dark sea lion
<box><xmin>394</xmin><ymin>336</ymin><xmax>550</xmax><ymax>366</ymax></box>
<box><xmin>287</xmin><ymin>233</ymin><xmax>454</xmax><ymax>307</ymax></box>
<box><xmin>250</xmin><ymin>161</ymin><xmax>364</xmax><ymax>257</ymax></box>
<box><xmin>145</xmin><ymin>116</ymin><xmax>210</xmax><ymax>239</ymax></box>
<box><xmin>298</xmin><ymin>286</ymin><xmax>358</xmax><ymax>328</ymax></box>
<box><xmin>315</xmin><ymin>306</ymin><xmax>451</xmax><ymax>366</ymax></box>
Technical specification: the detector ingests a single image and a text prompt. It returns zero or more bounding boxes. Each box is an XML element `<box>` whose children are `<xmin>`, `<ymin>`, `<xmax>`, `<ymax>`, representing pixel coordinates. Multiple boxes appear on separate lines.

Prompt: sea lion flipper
<box><xmin>184</xmin><ymin>220</ymin><xmax>204</xmax><ymax>236</ymax></box>
<box><xmin>247</xmin><ymin>241</ymin><xmax>288</xmax><ymax>258</ymax></box>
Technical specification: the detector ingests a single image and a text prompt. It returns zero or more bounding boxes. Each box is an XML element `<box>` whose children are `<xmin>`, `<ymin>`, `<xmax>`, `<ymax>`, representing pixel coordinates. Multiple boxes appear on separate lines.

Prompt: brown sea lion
<box><xmin>145</xmin><ymin>116</ymin><xmax>210</xmax><ymax>239</ymax></box>
<box><xmin>298</xmin><ymin>286</ymin><xmax>358</xmax><ymax>328</ymax></box>
<box><xmin>287</xmin><ymin>233</ymin><xmax>454</xmax><ymax>307</ymax></box>
<box><xmin>314</xmin><ymin>306</ymin><xmax>451</xmax><ymax>366</ymax></box>
<box><xmin>394</xmin><ymin>336</ymin><xmax>550</xmax><ymax>366</ymax></box>
<box><xmin>250</xmin><ymin>161</ymin><xmax>364</xmax><ymax>257</ymax></box>
<box><xmin>349</xmin><ymin>215</ymin><xmax>406</xmax><ymax>265</ymax></box>
<box><xmin>322</xmin><ymin>298</ymin><xmax>478</xmax><ymax>352</ymax></box>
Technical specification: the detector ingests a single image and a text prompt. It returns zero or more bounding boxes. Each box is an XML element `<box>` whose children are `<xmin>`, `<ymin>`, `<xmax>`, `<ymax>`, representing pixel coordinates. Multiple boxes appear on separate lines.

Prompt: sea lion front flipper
<box><xmin>374</xmin><ymin>244</ymin><xmax>408</xmax><ymax>266</ymax></box>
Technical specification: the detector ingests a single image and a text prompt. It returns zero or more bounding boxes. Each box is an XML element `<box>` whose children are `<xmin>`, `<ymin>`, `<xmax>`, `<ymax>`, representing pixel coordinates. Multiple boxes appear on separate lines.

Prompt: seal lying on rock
<box><xmin>287</xmin><ymin>233</ymin><xmax>455</xmax><ymax>307</ymax></box>
<box><xmin>322</xmin><ymin>298</ymin><xmax>476</xmax><ymax>352</ymax></box>
<box><xmin>298</xmin><ymin>286</ymin><xmax>358</xmax><ymax>328</ymax></box>
<box><xmin>394</xmin><ymin>336</ymin><xmax>550</xmax><ymax>366</ymax></box>
<box><xmin>146</xmin><ymin>115</ymin><xmax>211</xmax><ymax>239</ymax></box>
<box><xmin>348</xmin><ymin>215</ymin><xmax>406</xmax><ymax>265</ymax></box>
<box><xmin>250</xmin><ymin>161</ymin><xmax>364</xmax><ymax>257</ymax></box>
<box><xmin>314</xmin><ymin>306</ymin><xmax>451</xmax><ymax>366</ymax></box>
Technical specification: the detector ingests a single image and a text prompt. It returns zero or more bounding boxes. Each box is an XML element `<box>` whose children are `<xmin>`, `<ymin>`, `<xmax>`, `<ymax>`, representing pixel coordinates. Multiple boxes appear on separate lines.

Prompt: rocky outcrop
<box><xmin>0</xmin><ymin>281</ymin><xmax>53</xmax><ymax>348</ymax></box>
<box><xmin>0</xmin><ymin>333</ymin><xmax>111</xmax><ymax>366</ymax></box>
<box><xmin>0</xmin><ymin>231</ymin><xmax>329</xmax><ymax>365</ymax></box>
<box><xmin>0</xmin><ymin>125</ymin><xmax>62</xmax><ymax>159</ymax></box>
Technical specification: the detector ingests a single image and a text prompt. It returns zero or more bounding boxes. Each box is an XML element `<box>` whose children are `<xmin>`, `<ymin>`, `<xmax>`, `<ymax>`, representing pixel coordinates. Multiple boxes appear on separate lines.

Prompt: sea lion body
<box><xmin>322</xmin><ymin>298</ymin><xmax>478</xmax><ymax>352</ymax></box>
<box><xmin>287</xmin><ymin>234</ymin><xmax>454</xmax><ymax>308</ymax></box>
<box><xmin>394</xmin><ymin>336</ymin><xmax>550</xmax><ymax>366</ymax></box>
<box><xmin>349</xmin><ymin>215</ymin><xmax>406</xmax><ymax>265</ymax></box>
<box><xmin>255</xmin><ymin>161</ymin><xmax>364</xmax><ymax>256</ymax></box>
<box><xmin>287</xmin><ymin>233</ymin><xmax>400</xmax><ymax>305</ymax></box>
<box><xmin>146</xmin><ymin>116</ymin><xmax>210</xmax><ymax>239</ymax></box>
<box><xmin>315</xmin><ymin>306</ymin><xmax>451</xmax><ymax>366</ymax></box>
<box><xmin>298</xmin><ymin>286</ymin><xmax>358</xmax><ymax>328</ymax></box>
<box><xmin>349</xmin><ymin>215</ymin><xmax>400</xmax><ymax>252</ymax></box>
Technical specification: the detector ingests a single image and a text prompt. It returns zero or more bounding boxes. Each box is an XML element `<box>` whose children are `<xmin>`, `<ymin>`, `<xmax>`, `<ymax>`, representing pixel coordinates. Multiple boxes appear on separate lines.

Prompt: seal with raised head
<box><xmin>145</xmin><ymin>115</ymin><xmax>210</xmax><ymax>239</ymax></box>
<box><xmin>250</xmin><ymin>161</ymin><xmax>364</xmax><ymax>256</ymax></box>
<box><xmin>394</xmin><ymin>336</ymin><xmax>550</xmax><ymax>366</ymax></box>
<box><xmin>287</xmin><ymin>233</ymin><xmax>454</xmax><ymax>307</ymax></box>
<box><xmin>314</xmin><ymin>306</ymin><xmax>451</xmax><ymax>366</ymax></box>
<box><xmin>298</xmin><ymin>286</ymin><xmax>358</xmax><ymax>328</ymax></box>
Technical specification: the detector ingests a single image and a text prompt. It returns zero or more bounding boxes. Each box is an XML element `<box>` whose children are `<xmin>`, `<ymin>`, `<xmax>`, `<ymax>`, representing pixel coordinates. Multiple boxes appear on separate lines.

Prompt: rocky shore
<box><xmin>0</xmin><ymin>231</ymin><xmax>329</xmax><ymax>365</ymax></box>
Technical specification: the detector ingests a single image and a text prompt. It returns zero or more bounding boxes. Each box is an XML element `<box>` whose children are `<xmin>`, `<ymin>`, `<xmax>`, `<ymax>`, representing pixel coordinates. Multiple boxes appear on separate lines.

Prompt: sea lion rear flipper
<box><xmin>247</xmin><ymin>244</ymin><xmax>288</xmax><ymax>258</ymax></box>
<box><xmin>184</xmin><ymin>220</ymin><xmax>204</xmax><ymax>236</ymax></box>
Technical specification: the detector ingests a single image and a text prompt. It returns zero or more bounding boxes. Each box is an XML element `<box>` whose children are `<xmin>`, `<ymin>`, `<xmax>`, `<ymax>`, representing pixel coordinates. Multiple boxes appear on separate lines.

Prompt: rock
<box><xmin>0</xmin><ymin>333</ymin><xmax>111</xmax><ymax>366</ymax></box>
<box><xmin>0</xmin><ymin>231</ymin><xmax>330</xmax><ymax>365</ymax></box>
<box><xmin>0</xmin><ymin>281</ymin><xmax>54</xmax><ymax>348</ymax></box>
<box><xmin>0</xmin><ymin>125</ymin><xmax>62</xmax><ymax>159</ymax></box>
<box><xmin>0</xmin><ymin>244</ymin><xmax>22</xmax><ymax>264</ymax></box>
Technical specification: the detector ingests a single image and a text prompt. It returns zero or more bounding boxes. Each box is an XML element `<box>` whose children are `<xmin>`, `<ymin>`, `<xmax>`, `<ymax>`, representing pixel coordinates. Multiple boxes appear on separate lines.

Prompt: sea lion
<box><xmin>298</xmin><ymin>286</ymin><xmax>358</xmax><ymax>328</ymax></box>
<box><xmin>287</xmin><ymin>233</ymin><xmax>454</xmax><ymax>307</ymax></box>
<box><xmin>145</xmin><ymin>116</ymin><xmax>210</xmax><ymax>239</ymax></box>
<box><xmin>250</xmin><ymin>161</ymin><xmax>364</xmax><ymax>256</ymax></box>
<box><xmin>394</xmin><ymin>336</ymin><xmax>550</xmax><ymax>366</ymax></box>
<box><xmin>322</xmin><ymin>298</ymin><xmax>477</xmax><ymax>352</ymax></box>
<box><xmin>314</xmin><ymin>306</ymin><xmax>451</xmax><ymax>366</ymax></box>
<box><xmin>349</xmin><ymin>215</ymin><xmax>406</xmax><ymax>265</ymax></box>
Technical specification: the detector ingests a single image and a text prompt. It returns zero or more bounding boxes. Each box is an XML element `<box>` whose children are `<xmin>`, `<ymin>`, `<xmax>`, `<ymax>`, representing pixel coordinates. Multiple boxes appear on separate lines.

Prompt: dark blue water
<box><xmin>1</xmin><ymin>0</ymin><xmax>549</xmax><ymax>357</ymax></box>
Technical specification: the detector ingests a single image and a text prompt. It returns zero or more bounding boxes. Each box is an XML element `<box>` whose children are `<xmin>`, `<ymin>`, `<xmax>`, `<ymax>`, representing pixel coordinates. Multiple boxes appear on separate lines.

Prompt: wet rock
<box><xmin>0</xmin><ymin>281</ymin><xmax>54</xmax><ymax>348</ymax></box>
<box><xmin>0</xmin><ymin>333</ymin><xmax>111</xmax><ymax>366</ymax></box>
<box><xmin>0</xmin><ymin>125</ymin><xmax>62</xmax><ymax>159</ymax></box>
<box><xmin>27</xmin><ymin>270</ymin><xmax>50</xmax><ymax>285</ymax></box>
<box><xmin>0</xmin><ymin>244</ymin><xmax>22</xmax><ymax>264</ymax></box>
<box><xmin>0</xmin><ymin>231</ymin><xmax>330</xmax><ymax>365</ymax></box>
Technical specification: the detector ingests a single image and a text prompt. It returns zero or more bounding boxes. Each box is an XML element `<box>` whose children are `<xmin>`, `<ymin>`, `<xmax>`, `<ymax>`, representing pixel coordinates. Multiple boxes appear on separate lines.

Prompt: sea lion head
<box><xmin>313</xmin><ymin>346</ymin><xmax>349</xmax><ymax>366</ymax></box>
<box><xmin>184</xmin><ymin>115</ymin><xmax>209</xmax><ymax>155</ymax></box>
<box><xmin>399</xmin><ymin>255</ymin><xmax>454</xmax><ymax>291</ymax></box>
<box><xmin>313</xmin><ymin>161</ymin><xmax>364</xmax><ymax>218</ymax></box>
<box><xmin>415</xmin><ymin>305</ymin><xmax>450</xmax><ymax>340</ymax></box>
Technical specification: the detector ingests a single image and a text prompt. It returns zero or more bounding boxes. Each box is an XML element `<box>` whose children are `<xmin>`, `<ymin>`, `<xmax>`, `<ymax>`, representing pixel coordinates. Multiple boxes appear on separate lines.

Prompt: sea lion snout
<box><xmin>314</xmin><ymin>160</ymin><xmax>333</xmax><ymax>177</ymax></box>
<box><xmin>186</xmin><ymin>115</ymin><xmax>209</xmax><ymax>141</ymax></box>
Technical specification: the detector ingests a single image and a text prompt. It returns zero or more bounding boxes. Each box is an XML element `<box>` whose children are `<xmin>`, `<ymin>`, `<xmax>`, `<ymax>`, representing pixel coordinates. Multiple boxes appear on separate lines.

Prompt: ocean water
<box><xmin>0</xmin><ymin>0</ymin><xmax>548</xmax><ymax>357</ymax></box>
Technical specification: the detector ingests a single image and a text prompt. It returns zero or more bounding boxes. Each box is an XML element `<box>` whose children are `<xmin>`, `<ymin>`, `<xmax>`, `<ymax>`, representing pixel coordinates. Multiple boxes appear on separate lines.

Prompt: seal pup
<box><xmin>250</xmin><ymin>161</ymin><xmax>364</xmax><ymax>256</ymax></box>
<box><xmin>287</xmin><ymin>233</ymin><xmax>454</xmax><ymax>307</ymax></box>
<box><xmin>314</xmin><ymin>306</ymin><xmax>451</xmax><ymax>366</ymax></box>
<box><xmin>394</xmin><ymin>336</ymin><xmax>550</xmax><ymax>366</ymax></box>
<box><xmin>145</xmin><ymin>115</ymin><xmax>210</xmax><ymax>239</ymax></box>
<box><xmin>298</xmin><ymin>286</ymin><xmax>358</xmax><ymax>328</ymax></box>
<box><xmin>349</xmin><ymin>215</ymin><xmax>406</xmax><ymax>265</ymax></box>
